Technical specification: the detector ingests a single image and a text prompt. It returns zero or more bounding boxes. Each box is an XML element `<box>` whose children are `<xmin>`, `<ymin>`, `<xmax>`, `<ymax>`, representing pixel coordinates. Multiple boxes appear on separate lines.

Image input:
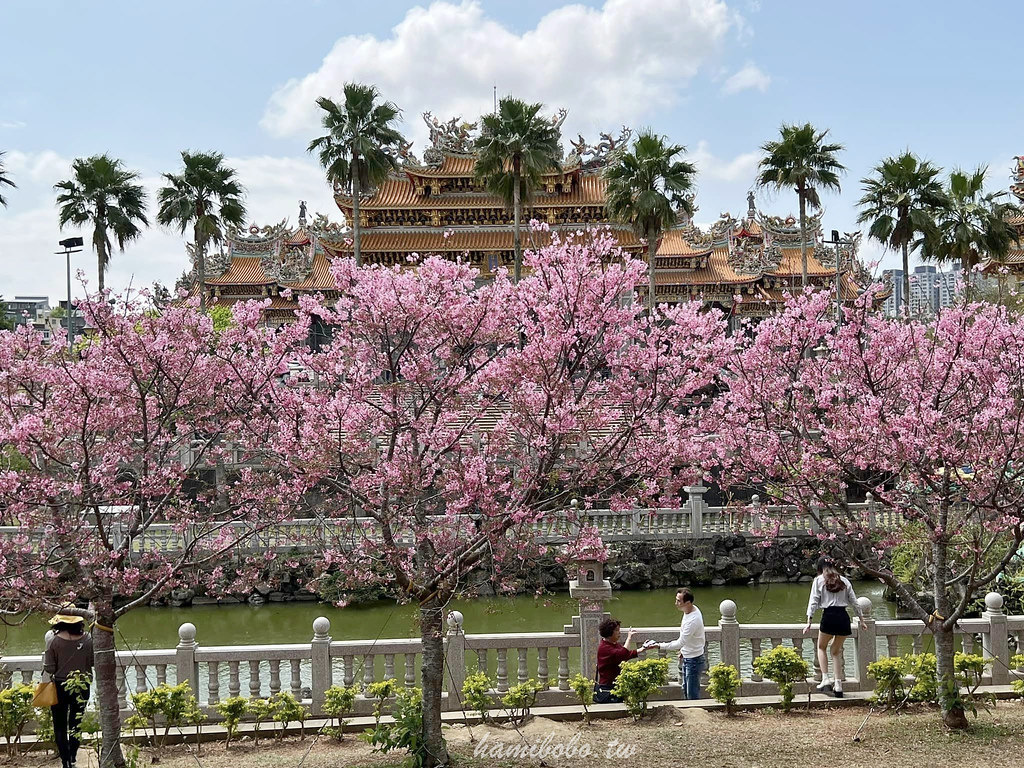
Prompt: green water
<box><xmin>0</xmin><ymin>581</ymin><xmax>895</xmax><ymax>657</ymax></box>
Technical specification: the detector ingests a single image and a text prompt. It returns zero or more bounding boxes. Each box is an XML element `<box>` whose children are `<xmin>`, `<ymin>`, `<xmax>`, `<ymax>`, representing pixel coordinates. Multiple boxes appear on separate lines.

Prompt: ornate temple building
<box><xmin>1002</xmin><ymin>155</ymin><xmax>1024</xmax><ymax>270</ymax></box>
<box><xmin>182</xmin><ymin>111</ymin><xmax>872</xmax><ymax>324</ymax></box>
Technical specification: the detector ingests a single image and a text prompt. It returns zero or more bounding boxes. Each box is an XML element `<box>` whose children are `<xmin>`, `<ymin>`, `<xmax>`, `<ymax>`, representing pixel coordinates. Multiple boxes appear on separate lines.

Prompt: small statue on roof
<box><xmin>298</xmin><ymin>200</ymin><xmax>307</xmax><ymax>226</ymax></box>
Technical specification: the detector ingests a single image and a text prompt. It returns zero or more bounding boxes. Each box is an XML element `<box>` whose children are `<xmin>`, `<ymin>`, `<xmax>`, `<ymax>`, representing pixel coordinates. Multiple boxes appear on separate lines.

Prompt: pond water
<box><xmin>0</xmin><ymin>581</ymin><xmax>895</xmax><ymax>656</ymax></box>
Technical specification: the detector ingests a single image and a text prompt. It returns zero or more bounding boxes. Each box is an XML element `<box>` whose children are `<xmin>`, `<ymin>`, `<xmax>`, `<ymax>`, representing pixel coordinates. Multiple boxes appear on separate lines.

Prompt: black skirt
<box><xmin>820</xmin><ymin>606</ymin><xmax>852</xmax><ymax>636</ymax></box>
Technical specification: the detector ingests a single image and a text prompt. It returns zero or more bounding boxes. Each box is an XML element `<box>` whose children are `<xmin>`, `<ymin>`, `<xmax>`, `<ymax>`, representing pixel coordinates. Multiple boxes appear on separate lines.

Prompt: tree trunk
<box><xmin>798</xmin><ymin>190</ymin><xmax>808</xmax><ymax>288</ymax></box>
<box><xmin>96</xmin><ymin>223</ymin><xmax>108</xmax><ymax>295</ymax></box>
<box><xmin>352</xmin><ymin>157</ymin><xmax>362</xmax><ymax>268</ymax></box>
<box><xmin>194</xmin><ymin>221</ymin><xmax>207</xmax><ymax>314</ymax></box>
<box><xmin>961</xmin><ymin>253</ymin><xmax>971</xmax><ymax>304</ymax></box>
<box><xmin>93</xmin><ymin>606</ymin><xmax>127</xmax><ymax>768</ymax></box>
<box><xmin>901</xmin><ymin>241</ymin><xmax>911</xmax><ymax>315</ymax></box>
<box><xmin>419</xmin><ymin>597</ymin><xmax>450</xmax><ymax>767</ymax></box>
<box><xmin>647</xmin><ymin>229</ymin><xmax>657</xmax><ymax>314</ymax></box>
<box><xmin>932</xmin><ymin>537</ymin><xmax>968</xmax><ymax>729</ymax></box>
<box><xmin>513</xmin><ymin>160</ymin><xmax>522</xmax><ymax>283</ymax></box>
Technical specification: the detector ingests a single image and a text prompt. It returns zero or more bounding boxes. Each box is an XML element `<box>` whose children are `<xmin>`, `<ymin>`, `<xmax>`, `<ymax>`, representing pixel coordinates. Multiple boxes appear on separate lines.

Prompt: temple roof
<box><xmin>336</xmin><ymin>173</ymin><xmax>606</xmax><ymax>211</ymax></box>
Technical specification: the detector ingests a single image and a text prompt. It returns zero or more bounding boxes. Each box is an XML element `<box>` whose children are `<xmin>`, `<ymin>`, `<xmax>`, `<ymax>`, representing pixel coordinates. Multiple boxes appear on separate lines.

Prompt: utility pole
<box><xmin>56</xmin><ymin>237</ymin><xmax>84</xmax><ymax>353</ymax></box>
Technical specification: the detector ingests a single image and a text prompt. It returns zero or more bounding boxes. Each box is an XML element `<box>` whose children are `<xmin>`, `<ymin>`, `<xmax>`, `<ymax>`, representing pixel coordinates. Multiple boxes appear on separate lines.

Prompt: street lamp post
<box><xmin>57</xmin><ymin>237</ymin><xmax>83</xmax><ymax>353</ymax></box>
<box><xmin>822</xmin><ymin>229</ymin><xmax>854</xmax><ymax>330</ymax></box>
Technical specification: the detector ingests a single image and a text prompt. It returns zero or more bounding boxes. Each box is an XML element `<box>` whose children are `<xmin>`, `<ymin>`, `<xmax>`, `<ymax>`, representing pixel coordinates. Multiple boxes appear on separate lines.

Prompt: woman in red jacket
<box><xmin>595</xmin><ymin>618</ymin><xmax>637</xmax><ymax>703</ymax></box>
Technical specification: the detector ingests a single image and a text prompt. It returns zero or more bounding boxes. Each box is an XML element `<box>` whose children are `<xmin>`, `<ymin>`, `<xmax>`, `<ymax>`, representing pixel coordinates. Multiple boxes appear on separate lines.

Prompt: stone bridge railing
<box><xmin>2</xmin><ymin>592</ymin><xmax>1020</xmax><ymax>720</ymax></box>
<box><xmin>0</xmin><ymin>488</ymin><xmax>900</xmax><ymax>555</ymax></box>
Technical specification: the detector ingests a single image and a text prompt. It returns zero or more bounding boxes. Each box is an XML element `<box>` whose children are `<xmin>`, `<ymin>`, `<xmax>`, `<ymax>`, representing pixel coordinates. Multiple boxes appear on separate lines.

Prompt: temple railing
<box><xmin>0</xmin><ymin>488</ymin><xmax>898</xmax><ymax>554</ymax></box>
<box><xmin>2</xmin><ymin>593</ymin><xmax>1020</xmax><ymax>720</ymax></box>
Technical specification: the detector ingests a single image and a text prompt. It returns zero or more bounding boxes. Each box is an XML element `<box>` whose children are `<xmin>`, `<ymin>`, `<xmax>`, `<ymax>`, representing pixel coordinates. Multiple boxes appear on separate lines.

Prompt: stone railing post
<box><xmin>854</xmin><ymin>597</ymin><xmax>876</xmax><ymax>691</ymax></box>
<box><xmin>982</xmin><ymin>592</ymin><xmax>1009</xmax><ymax>685</ymax></box>
<box><xmin>631</xmin><ymin>508</ymin><xmax>642</xmax><ymax>537</ymax></box>
<box><xmin>311</xmin><ymin>616</ymin><xmax>332</xmax><ymax>715</ymax></box>
<box><xmin>175</xmin><ymin>623</ymin><xmax>199</xmax><ymax>698</ymax></box>
<box><xmin>864</xmin><ymin>492</ymin><xmax>877</xmax><ymax>528</ymax></box>
<box><xmin>569</xmin><ymin>557</ymin><xmax>612</xmax><ymax>682</ymax></box>
<box><xmin>685</xmin><ymin>486</ymin><xmax>707</xmax><ymax>537</ymax></box>
<box><xmin>718</xmin><ymin>599</ymin><xmax>741</xmax><ymax>687</ymax></box>
<box><xmin>444</xmin><ymin>611</ymin><xmax>467</xmax><ymax>711</ymax></box>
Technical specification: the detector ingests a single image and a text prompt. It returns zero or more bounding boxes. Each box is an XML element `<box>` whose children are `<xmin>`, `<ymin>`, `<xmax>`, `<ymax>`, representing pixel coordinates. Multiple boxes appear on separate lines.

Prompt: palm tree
<box><xmin>0</xmin><ymin>151</ymin><xmax>15</xmax><ymax>207</ymax></box>
<box><xmin>757</xmin><ymin>123</ymin><xmax>845</xmax><ymax>287</ymax></box>
<box><xmin>157</xmin><ymin>151</ymin><xmax>246</xmax><ymax>311</ymax></box>
<box><xmin>605</xmin><ymin>131</ymin><xmax>697</xmax><ymax>311</ymax></box>
<box><xmin>475</xmin><ymin>97</ymin><xmax>562</xmax><ymax>282</ymax></box>
<box><xmin>54</xmin><ymin>154</ymin><xmax>148</xmax><ymax>293</ymax></box>
<box><xmin>922</xmin><ymin>167</ymin><xmax>1022</xmax><ymax>302</ymax></box>
<box><xmin>308</xmin><ymin>83</ymin><xmax>404</xmax><ymax>267</ymax></box>
<box><xmin>857</xmin><ymin>152</ymin><xmax>947</xmax><ymax>313</ymax></box>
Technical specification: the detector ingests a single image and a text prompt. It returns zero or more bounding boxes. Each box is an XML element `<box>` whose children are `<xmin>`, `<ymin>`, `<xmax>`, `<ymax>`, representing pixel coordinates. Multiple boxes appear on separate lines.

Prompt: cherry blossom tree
<box><xmin>719</xmin><ymin>291</ymin><xmax>1024</xmax><ymax>727</ymax></box>
<box><xmin>0</xmin><ymin>294</ymin><xmax>307</xmax><ymax>767</ymax></box>
<box><xmin>260</xmin><ymin>229</ymin><xmax>731</xmax><ymax>765</ymax></box>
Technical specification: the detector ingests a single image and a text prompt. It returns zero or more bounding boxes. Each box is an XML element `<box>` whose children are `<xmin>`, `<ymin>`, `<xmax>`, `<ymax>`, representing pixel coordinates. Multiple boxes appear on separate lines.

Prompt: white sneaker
<box><xmin>816</xmin><ymin>677</ymin><xmax>833</xmax><ymax>690</ymax></box>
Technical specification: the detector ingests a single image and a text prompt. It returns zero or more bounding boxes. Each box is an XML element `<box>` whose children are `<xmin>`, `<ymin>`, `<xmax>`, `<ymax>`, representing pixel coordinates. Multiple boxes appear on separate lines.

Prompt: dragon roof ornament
<box><xmin>1012</xmin><ymin>156</ymin><xmax>1024</xmax><ymax>204</ymax></box>
<box><xmin>758</xmin><ymin>211</ymin><xmax>823</xmax><ymax>245</ymax></box>
<box><xmin>422</xmin><ymin>112</ymin><xmax>478</xmax><ymax>161</ymax></box>
<box><xmin>568</xmin><ymin>127</ymin><xmax>632</xmax><ymax>171</ymax></box>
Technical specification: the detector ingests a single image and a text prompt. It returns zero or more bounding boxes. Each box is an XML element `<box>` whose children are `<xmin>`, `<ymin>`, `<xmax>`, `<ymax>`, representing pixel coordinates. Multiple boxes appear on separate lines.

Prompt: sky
<box><xmin>1</xmin><ymin>0</ymin><xmax>1022</xmax><ymax>305</ymax></box>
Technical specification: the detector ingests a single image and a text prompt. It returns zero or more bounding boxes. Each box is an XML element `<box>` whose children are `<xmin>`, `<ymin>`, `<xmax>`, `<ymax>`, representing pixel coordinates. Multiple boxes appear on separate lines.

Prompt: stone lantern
<box><xmin>566</xmin><ymin>511</ymin><xmax>613</xmax><ymax>680</ymax></box>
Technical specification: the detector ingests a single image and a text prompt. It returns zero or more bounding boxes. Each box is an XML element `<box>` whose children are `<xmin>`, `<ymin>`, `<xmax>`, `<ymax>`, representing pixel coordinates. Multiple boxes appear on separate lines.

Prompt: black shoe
<box><xmin>833</xmin><ymin>688</ymin><xmax>844</xmax><ymax>698</ymax></box>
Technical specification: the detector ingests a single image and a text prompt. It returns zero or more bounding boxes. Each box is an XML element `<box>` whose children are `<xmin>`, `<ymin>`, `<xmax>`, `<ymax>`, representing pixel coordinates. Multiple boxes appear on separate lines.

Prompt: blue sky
<box><xmin>2</xmin><ymin>0</ymin><xmax>1021</xmax><ymax>302</ymax></box>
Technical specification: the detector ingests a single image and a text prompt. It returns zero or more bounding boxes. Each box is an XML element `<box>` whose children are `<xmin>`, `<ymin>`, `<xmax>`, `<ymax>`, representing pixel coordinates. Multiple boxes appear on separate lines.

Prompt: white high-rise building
<box><xmin>882</xmin><ymin>264</ymin><xmax>961</xmax><ymax>318</ymax></box>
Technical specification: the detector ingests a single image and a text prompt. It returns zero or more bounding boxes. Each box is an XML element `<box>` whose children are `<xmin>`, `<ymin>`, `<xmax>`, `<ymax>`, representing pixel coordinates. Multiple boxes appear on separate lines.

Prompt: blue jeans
<box><xmin>680</xmin><ymin>654</ymin><xmax>705</xmax><ymax>700</ymax></box>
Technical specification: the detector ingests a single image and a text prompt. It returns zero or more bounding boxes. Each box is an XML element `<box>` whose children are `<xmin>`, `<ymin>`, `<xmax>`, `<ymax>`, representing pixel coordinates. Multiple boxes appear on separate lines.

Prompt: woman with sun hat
<box><xmin>43</xmin><ymin>612</ymin><xmax>94</xmax><ymax>768</ymax></box>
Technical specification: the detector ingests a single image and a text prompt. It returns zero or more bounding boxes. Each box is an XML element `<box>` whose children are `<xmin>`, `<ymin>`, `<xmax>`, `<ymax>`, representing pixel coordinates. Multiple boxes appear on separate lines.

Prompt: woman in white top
<box><xmin>803</xmin><ymin>557</ymin><xmax>865</xmax><ymax>697</ymax></box>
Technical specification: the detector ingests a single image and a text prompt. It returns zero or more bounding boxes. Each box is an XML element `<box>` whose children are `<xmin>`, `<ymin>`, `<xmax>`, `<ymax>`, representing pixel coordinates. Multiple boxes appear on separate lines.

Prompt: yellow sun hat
<box><xmin>48</xmin><ymin>614</ymin><xmax>86</xmax><ymax>626</ymax></box>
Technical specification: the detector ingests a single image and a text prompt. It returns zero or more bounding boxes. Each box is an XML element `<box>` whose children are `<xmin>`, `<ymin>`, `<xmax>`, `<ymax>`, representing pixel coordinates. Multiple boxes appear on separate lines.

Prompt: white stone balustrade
<box><xmin>3</xmin><ymin>593</ymin><xmax>1020</xmax><ymax>721</ymax></box>
<box><xmin>0</xmin><ymin>489</ymin><xmax>895</xmax><ymax>556</ymax></box>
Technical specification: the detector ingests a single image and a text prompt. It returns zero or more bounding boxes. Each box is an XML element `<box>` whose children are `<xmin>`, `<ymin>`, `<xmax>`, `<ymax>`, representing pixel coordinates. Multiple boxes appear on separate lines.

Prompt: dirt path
<box><xmin>14</xmin><ymin>702</ymin><xmax>1024</xmax><ymax>768</ymax></box>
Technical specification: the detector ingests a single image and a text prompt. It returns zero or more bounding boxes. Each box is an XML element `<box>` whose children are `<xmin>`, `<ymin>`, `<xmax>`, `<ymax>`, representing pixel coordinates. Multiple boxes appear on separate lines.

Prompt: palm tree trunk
<box><xmin>647</xmin><ymin>230</ymin><xmax>657</xmax><ymax>314</ymax></box>
<box><xmin>513</xmin><ymin>158</ymin><xmax>522</xmax><ymax>283</ymax></box>
<box><xmin>901</xmin><ymin>242</ymin><xmax>910</xmax><ymax>315</ymax></box>
<box><xmin>194</xmin><ymin>222</ymin><xmax>207</xmax><ymax>313</ymax></box>
<box><xmin>798</xmin><ymin>191</ymin><xmax>808</xmax><ymax>288</ymax></box>
<box><xmin>961</xmin><ymin>253</ymin><xmax>971</xmax><ymax>304</ymax></box>
<box><xmin>96</xmin><ymin>223</ymin><xmax>108</xmax><ymax>295</ymax></box>
<box><xmin>351</xmin><ymin>160</ymin><xmax>362</xmax><ymax>268</ymax></box>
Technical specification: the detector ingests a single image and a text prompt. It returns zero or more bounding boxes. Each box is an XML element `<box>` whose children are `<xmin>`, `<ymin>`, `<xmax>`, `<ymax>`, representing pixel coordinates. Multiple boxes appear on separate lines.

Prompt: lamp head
<box><xmin>59</xmin><ymin>237</ymin><xmax>84</xmax><ymax>249</ymax></box>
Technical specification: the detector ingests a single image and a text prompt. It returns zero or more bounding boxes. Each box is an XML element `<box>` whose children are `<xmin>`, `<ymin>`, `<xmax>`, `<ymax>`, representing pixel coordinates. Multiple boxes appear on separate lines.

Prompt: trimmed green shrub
<box><xmin>954</xmin><ymin>652</ymin><xmax>987</xmax><ymax>697</ymax></box>
<box><xmin>269</xmin><ymin>691</ymin><xmax>309</xmax><ymax>739</ymax></box>
<box><xmin>129</xmin><ymin>682</ymin><xmax>203</xmax><ymax>749</ymax></box>
<box><xmin>752</xmin><ymin>646</ymin><xmax>809</xmax><ymax>712</ymax></box>
<box><xmin>569</xmin><ymin>674</ymin><xmax>595</xmax><ymax>724</ymax></box>
<box><xmin>215</xmin><ymin>697</ymin><xmax>248</xmax><ymax>748</ymax></box>
<box><xmin>501</xmin><ymin>680</ymin><xmax>544</xmax><ymax>725</ymax></box>
<box><xmin>323</xmin><ymin>685</ymin><xmax>358</xmax><ymax>741</ymax></box>
<box><xmin>461</xmin><ymin>672</ymin><xmax>494</xmax><ymax>723</ymax></box>
<box><xmin>707</xmin><ymin>663</ymin><xmax>741</xmax><ymax>714</ymax></box>
<box><xmin>867</xmin><ymin>656</ymin><xmax>907</xmax><ymax>708</ymax></box>
<box><xmin>0</xmin><ymin>684</ymin><xmax>34</xmax><ymax>755</ymax></box>
<box><xmin>906</xmin><ymin>652</ymin><xmax>937</xmax><ymax>703</ymax></box>
<box><xmin>247</xmin><ymin>698</ymin><xmax>274</xmax><ymax>746</ymax></box>
<box><xmin>612</xmin><ymin>658</ymin><xmax>669</xmax><ymax>721</ymax></box>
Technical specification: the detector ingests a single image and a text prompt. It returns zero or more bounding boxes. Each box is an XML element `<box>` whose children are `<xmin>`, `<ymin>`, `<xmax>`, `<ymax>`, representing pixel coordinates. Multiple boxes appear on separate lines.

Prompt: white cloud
<box><xmin>0</xmin><ymin>120</ymin><xmax>26</xmax><ymax>130</ymax></box>
<box><xmin>0</xmin><ymin>151</ymin><xmax>338</xmax><ymax>305</ymax></box>
<box><xmin>691</xmin><ymin>140</ymin><xmax>760</xmax><ymax>183</ymax></box>
<box><xmin>262</xmin><ymin>0</ymin><xmax>738</xmax><ymax>148</ymax></box>
<box><xmin>721</xmin><ymin>62</ymin><xmax>770</xmax><ymax>95</ymax></box>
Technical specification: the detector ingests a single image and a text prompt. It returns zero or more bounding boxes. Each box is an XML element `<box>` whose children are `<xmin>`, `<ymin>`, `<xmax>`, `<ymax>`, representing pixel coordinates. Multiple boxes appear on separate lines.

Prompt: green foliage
<box><xmin>207</xmin><ymin>304</ymin><xmax>234</xmax><ymax>333</ymax></box>
<box><xmin>906</xmin><ymin>652</ymin><xmax>938</xmax><ymax>703</ymax></box>
<box><xmin>461</xmin><ymin>672</ymin><xmax>494</xmax><ymax>722</ymax></box>
<box><xmin>752</xmin><ymin>646</ymin><xmax>809</xmax><ymax>712</ymax></box>
<box><xmin>366</xmin><ymin>679</ymin><xmax>397</xmax><ymax>723</ymax></box>
<box><xmin>215</xmin><ymin>696</ymin><xmax>248</xmax><ymax>747</ymax></box>
<box><xmin>707</xmin><ymin>664</ymin><xmax>741</xmax><ymax>714</ymax></box>
<box><xmin>0</xmin><ymin>684</ymin><xmax>34</xmax><ymax>754</ymax></box>
<box><xmin>612</xmin><ymin>657</ymin><xmax>669</xmax><ymax>721</ymax></box>
<box><xmin>323</xmin><ymin>685</ymin><xmax>358</xmax><ymax>741</ymax></box>
<box><xmin>33</xmin><ymin>706</ymin><xmax>54</xmax><ymax>749</ymax></box>
<box><xmin>77</xmin><ymin>709</ymin><xmax>101</xmax><ymax>760</ymax></box>
<box><xmin>246</xmin><ymin>697</ymin><xmax>274</xmax><ymax>746</ymax></box>
<box><xmin>362</xmin><ymin>687</ymin><xmax>427</xmax><ymax>768</ymax></box>
<box><xmin>501</xmin><ymin>679</ymin><xmax>544</xmax><ymax>724</ymax></box>
<box><xmin>269</xmin><ymin>691</ymin><xmax>309</xmax><ymax>739</ymax></box>
<box><xmin>569</xmin><ymin>673</ymin><xmax>594</xmax><ymax>724</ymax></box>
<box><xmin>129</xmin><ymin>682</ymin><xmax>203</xmax><ymax>749</ymax></box>
<box><xmin>1013</xmin><ymin>679</ymin><xmax>1024</xmax><ymax>699</ymax></box>
<box><xmin>868</xmin><ymin>656</ymin><xmax>908</xmax><ymax>708</ymax></box>
<box><xmin>954</xmin><ymin>652</ymin><xmax>987</xmax><ymax>697</ymax></box>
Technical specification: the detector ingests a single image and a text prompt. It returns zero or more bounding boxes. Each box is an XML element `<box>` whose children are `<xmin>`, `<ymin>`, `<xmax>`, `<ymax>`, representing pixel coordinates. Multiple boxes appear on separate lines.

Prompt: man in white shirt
<box><xmin>659</xmin><ymin>588</ymin><xmax>705</xmax><ymax>700</ymax></box>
